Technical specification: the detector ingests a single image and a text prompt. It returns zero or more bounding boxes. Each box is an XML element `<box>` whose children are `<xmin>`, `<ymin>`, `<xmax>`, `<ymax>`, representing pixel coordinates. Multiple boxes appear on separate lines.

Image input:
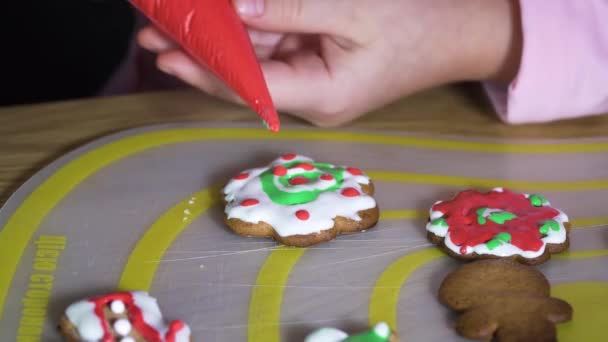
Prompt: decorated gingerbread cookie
<box><xmin>438</xmin><ymin>259</ymin><xmax>572</xmax><ymax>342</ymax></box>
<box><xmin>426</xmin><ymin>188</ymin><xmax>570</xmax><ymax>265</ymax></box>
<box><xmin>223</xmin><ymin>154</ymin><xmax>379</xmax><ymax>247</ymax></box>
<box><xmin>305</xmin><ymin>322</ymin><xmax>398</xmax><ymax>342</ymax></box>
<box><xmin>58</xmin><ymin>291</ymin><xmax>191</xmax><ymax>342</ymax></box>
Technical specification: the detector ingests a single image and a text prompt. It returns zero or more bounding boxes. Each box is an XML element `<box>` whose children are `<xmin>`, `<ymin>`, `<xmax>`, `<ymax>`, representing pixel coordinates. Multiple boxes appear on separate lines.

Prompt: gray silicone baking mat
<box><xmin>1</xmin><ymin>123</ymin><xmax>607</xmax><ymax>341</ymax></box>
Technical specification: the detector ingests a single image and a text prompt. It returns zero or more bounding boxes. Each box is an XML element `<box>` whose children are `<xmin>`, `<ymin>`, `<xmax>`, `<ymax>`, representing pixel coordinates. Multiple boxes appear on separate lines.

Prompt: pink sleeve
<box><xmin>484</xmin><ymin>0</ymin><xmax>608</xmax><ymax>124</ymax></box>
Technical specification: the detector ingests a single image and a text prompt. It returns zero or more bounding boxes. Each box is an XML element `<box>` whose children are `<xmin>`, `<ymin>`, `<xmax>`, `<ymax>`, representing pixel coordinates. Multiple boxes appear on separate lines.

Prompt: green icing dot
<box><xmin>539</xmin><ymin>220</ymin><xmax>560</xmax><ymax>235</ymax></box>
<box><xmin>342</xmin><ymin>324</ymin><xmax>391</xmax><ymax>342</ymax></box>
<box><xmin>486</xmin><ymin>232</ymin><xmax>512</xmax><ymax>250</ymax></box>
<box><xmin>261</xmin><ymin>160</ymin><xmax>346</xmax><ymax>205</ymax></box>
<box><xmin>432</xmin><ymin>218</ymin><xmax>448</xmax><ymax>227</ymax></box>
<box><xmin>487</xmin><ymin>211</ymin><xmax>517</xmax><ymax>224</ymax></box>
<box><xmin>529</xmin><ymin>194</ymin><xmax>548</xmax><ymax>207</ymax></box>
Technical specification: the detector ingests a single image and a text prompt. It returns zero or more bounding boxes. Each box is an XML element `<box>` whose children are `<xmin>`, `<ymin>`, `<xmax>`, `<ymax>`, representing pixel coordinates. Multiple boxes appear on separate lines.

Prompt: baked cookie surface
<box><xmin>439</xmin><ymin>259</ymin><xmax>572</xmax><ymax>342</ymax></box>
<box><xmin>426</xmin><ymin>188</ymin><xmax>570</xmax><ymax>264</ymax></box>
<box><xmin>223</xmin><ymin>154</ymin><xmax>379</xmax><ymax>247</ymax></box>
<box><xmin>59</xmin><ymin>291</ymin><xmax>191</xmax><ymax>342</ymax></box>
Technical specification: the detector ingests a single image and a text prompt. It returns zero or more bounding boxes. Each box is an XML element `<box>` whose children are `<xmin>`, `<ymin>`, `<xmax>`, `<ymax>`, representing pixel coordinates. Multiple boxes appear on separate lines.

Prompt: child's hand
<box><xmin>138</xmin><ymin>0</ymin><xmax>522</xmax><ymax>127</ymax></box>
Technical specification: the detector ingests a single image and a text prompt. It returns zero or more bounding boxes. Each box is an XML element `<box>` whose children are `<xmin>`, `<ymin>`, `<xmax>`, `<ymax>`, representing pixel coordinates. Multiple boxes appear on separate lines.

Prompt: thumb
<box><xmin>233</xmin><ymin>0</ymin><xmax>349</xmax><ymax>34</ymax></box>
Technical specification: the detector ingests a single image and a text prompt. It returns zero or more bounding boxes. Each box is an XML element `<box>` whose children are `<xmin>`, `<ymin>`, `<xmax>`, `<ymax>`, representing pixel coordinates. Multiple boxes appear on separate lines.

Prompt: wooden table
<box><xmin>2</xmin><ymin>85</ymin><xmax>608</xmax><ymax>205</ymax></box>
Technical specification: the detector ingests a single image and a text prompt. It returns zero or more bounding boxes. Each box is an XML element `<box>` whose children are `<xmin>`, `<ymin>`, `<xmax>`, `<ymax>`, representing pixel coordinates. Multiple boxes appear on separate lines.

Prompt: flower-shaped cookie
<box><xmin>223</xmin><ymin>154</ymin><xmax>379</xmax><ymax>247</ymax></box>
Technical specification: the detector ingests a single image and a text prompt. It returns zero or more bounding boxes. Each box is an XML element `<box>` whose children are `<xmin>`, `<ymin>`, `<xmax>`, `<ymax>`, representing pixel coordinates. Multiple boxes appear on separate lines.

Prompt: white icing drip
<box><xmin>113</xmin><ymin>318</ymin><xmax>132</xmax><ymax>336</ymax></box>
<box><xmin>121</xmin><ymin>337</ymin><xmax>136</xmax><ymax>342</ymax></box>
<box><xmin>492</xmin><ymin>187</ymin><xmax>504</xmax><ymax>192</ymax></box>
<box><xmin>304</xmin><ymin>327</ymin><xmax>349</xmax><ymax>342</ymax></box>
<box><xmin>110</xmin><ymin>300</ymin><xmax>126</xmax><ymax>314</ymax></box>
<box><xmin>65</xmin><ymin>300</ymin><xmax>104</xmax><ymax>341</ymax></box>
<box><xmin>223</xmin><ymin>155</ymin><xmax>377</xmax><ymax>237</ymax></box>
<box><xmin>132</xmin><ymin>291</ymin><xmax>165</xmax><ymax>333</ymax></box>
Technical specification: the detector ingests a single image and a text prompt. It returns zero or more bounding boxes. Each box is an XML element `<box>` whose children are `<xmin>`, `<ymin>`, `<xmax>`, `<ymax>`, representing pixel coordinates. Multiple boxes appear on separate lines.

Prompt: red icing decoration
<box><xmin>87</xmin><ymin>292</ymin><xmax>185</xmax><ymax>342</ymax></box>
<box><xmin>341</xmin><ymin>188</ymin><xmax>361</xmax><ymax>197</ymax></box>
<box><xmin>296</xmin><ymin>210</ymin><xmax>310</xmax><ymax>220</ymax></box>
<box><xmin>129</xmin><ymin>0</ymin><xmax>280</xmax><ymax>131</ymax></box>
<box><xmin>234</xmin><ymin>173</ymin><xmax>249</xmax><ymax>180</ymax></box>
<box><xmin>282</xmin><ymin>154</ymin><xmax>296</xmax><ymax>160</ymax></box>
<box><xmin>289</xmin><ymin>177</ymin><xmax>309</xmax><ymax>185</ymax></box>
<box><xmin>292</xmin><ymin>163</ymin><xmax>314</xmax><ymax>171</ymax></box>
<box><xmin>320</xmin><ymin>174</ymin><xmax>334</xmax><ymax>181</ymax></box>
<box><xmin>346</xmin><ymin>167</ymin><xmax>363</xmax><ymax>176</ymax></box>
<box><xmin>241</xmin><ymin>199</ymin><xmax>260</xmax><ymax>206</ymax></box>
<box><xmin>432</xmin><ymin>189</ymin><xmax>560</xmax><ymax>253</ymax></box>
<box><xmin>273</xmin><ymin>166</ymin><xmax>288</xmax><ymax>176</ymax></box>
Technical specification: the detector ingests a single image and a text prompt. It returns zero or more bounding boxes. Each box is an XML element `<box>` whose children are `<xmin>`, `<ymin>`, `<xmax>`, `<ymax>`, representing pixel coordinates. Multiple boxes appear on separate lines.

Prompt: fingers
<box><xmin>137</xmin><ymin>26</ymin><xmax>177</xmax><ymax>53</ymax></box>
<box><xmin>234</xmin><ymin>0</ymin><xmax>354</xmax><ymax>35</ymax></box>
<box><xmin>247</xmin><ymin>29</ymin><xmax>283</xmax><ymax>59</ymax></box>
<box><xmin>156</xmin><ymin>50</ymin><xmax>244</xmax><ymax>104</ymax></box>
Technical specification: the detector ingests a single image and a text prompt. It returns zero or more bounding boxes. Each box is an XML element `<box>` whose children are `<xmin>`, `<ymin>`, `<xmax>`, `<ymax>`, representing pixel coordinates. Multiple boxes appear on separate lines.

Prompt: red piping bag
<box><xmin>130</xmin><ymin>0</ymin><xmax>280</xmax><ymax>131</ymax></box>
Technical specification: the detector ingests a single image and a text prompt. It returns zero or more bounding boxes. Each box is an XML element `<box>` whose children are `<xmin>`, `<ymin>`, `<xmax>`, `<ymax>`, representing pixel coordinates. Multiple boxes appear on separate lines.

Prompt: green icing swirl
<box><xmin>260</xmin><ymin>160</ymin><xmax>346</xmax><ymax>205</ymax></box>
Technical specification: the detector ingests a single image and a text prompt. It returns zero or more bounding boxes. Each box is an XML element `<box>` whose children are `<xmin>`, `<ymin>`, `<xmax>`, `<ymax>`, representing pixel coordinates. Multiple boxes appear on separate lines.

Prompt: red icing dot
<box><xmin>234</xmin><ymin>173</ymin><xmax>249</xmax><ymax>180</ymax></box>
<box><xmin>460</xmin><ymin>246</ymin><xmax>469</xmax><ymax>254</ymax></box>
<box><xmin>241</xmin><ymin>199</ymin><xmax>260</xmax><ymax>206</ymax></box>
<box><xmin>346</xmin><ymin>167</ymin><xmax>363</xmax><ymax>176</ymax></box>
<box><xmin>296</xmin><ymin>210</ymin><xmax>310</xmax><ymax>220</ymax></box>
<box><xmin>289</xmin><ymin>176</ymin><xmax>309</xmax><ymax>185</ymax></box>
<box><xmin>282</xmin><ymin>153</ymin><xmax>296</xmax><ymax>160</ymax></box>
<box><xmin>273</xmin><ymin>166</ymin><xmax>288</xmax><ymax>176</ymax></box>
<box><xmin>320</xmin><ymin>174</ymin><xmax>334</xmax><ymax>181</ymax></box>
<box><xmin>341</xmin><ymin>187</ymin><xmax>361</xmax><ymax>197</ymax></box>
<box><xmin>291</xmin><ymin>162</ymin><xmax>314</xmax><ymax>171</ymax></box>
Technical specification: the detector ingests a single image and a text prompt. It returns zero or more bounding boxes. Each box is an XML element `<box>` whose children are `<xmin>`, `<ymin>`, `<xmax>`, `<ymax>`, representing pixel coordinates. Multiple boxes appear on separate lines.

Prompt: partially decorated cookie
<box><xmin>439</xmin><ymin>259</ymin><xmax>572</xmax><ymax>342</ymax></box>
<box><xmin>223</xmin><ymin>154</ymin><xmax>379</xmax><ymax>247</ymax></box>
<box><xmin>305</xmin><ymin>322</ymin><xmax>398</xmax><ymax>342</ymax></box>
<box><xmin>58</xmin><ymin>291</ymin><xmax>191</xmax><ymax>342</ymax></box>
<box><xmin>426</xmin><ymin>188</ymin><xmax>570</xmax><ymax>265</ymax></box>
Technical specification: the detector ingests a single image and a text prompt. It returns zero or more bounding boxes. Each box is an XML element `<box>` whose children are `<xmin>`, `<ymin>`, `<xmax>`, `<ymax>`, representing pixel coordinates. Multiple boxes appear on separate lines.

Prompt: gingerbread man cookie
<box><xmin>426</xmin><ymin>188</ymin><xmax>570</xmax><ymax>265</ymax></box>
<box><xmin>439</xmin><ymin>259</ymin><xmax>572</xmax><ymax>342</ymax></box>
<box><xmin>305</xmin><ymin>322</ymin><xmax>398</xmax><ymax>342</ymax></box>
<box><xmin>223</xmin><ymin>154</ymin><xmax>379</xmax><ymax>247</ymax></box>
<box><xmin>59</xmin><ymin>291</ymin><xmax>191</xmax><ymax>342</ymax></box>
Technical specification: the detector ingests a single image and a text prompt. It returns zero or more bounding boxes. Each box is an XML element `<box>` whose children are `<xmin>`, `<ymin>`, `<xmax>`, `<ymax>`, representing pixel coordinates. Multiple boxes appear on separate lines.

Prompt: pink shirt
<box><xmin>485</xmin><ymin>0</ymin><xmax>608</xmax><ymax>123</ymax></box>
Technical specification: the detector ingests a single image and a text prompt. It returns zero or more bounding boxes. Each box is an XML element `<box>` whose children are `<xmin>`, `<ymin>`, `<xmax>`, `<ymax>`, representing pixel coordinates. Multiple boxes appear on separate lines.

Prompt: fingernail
<box><xmin>235</xmin><ymin>0</ymin><xmax>264</xmax><ymax>17</ymax></box>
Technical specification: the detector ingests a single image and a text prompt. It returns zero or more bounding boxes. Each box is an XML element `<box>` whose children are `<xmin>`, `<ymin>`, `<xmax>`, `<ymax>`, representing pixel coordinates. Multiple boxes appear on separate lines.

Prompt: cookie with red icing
<box><xmin>426</xmin><ymin>188</ymin><xmax>570</xmax><ymax>265</ymax></box>
<box><xmin>223</xmin><ymin>154</ymin><xmax>379</xmax><ymax>247</ymax></box>
<box><xmin>58</xmin><ymin>291</ymin><xmax>191</xmax><ymax>342</ymax></box>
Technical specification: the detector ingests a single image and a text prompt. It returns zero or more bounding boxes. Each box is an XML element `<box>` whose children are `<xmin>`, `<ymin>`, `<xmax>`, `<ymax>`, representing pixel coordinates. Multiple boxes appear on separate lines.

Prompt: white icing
<box><xmin>121</xmin><ymin>338</ymin><xmax>136</xmax><ymax>342</ymax></box>
<box><xmin>65</xmin><ymin>300</ymin><xmax>104</xmax><ymax>341</ymax></box>
<box><xmin>304</xmin><ymin>327</ymin><xmax>349</xmax><ymax>342</ymax></box>
<box><xmin>110</xmin><ymin>300</ymin><xmax>126</xmax><ymax>314</ymax></box>
<box><xmin>113</xmin><ymin>318</ymin><xmax>132</xmax><ymax>336</ymax></box>
<box><xmin>427</xmin><ymin>191</ymin><xmax>569</xmax><ymax>258</ymax></box>
<box><xmin>223</xmin><ymin>155</ymin><xmax>377</xmax><ymax>237</ymax></box>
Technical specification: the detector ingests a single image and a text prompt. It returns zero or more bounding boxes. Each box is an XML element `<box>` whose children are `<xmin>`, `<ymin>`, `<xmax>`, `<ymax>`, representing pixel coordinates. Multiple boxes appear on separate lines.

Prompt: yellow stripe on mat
<box><xmin>118</xmin><ymin>187</ymin><xmax>219</xmax><ymax>291</ymax></box>
<box><xmin>248</xmin><ymin>247</ymin><xmax>307</xmax><ymax>342</ymax></box>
